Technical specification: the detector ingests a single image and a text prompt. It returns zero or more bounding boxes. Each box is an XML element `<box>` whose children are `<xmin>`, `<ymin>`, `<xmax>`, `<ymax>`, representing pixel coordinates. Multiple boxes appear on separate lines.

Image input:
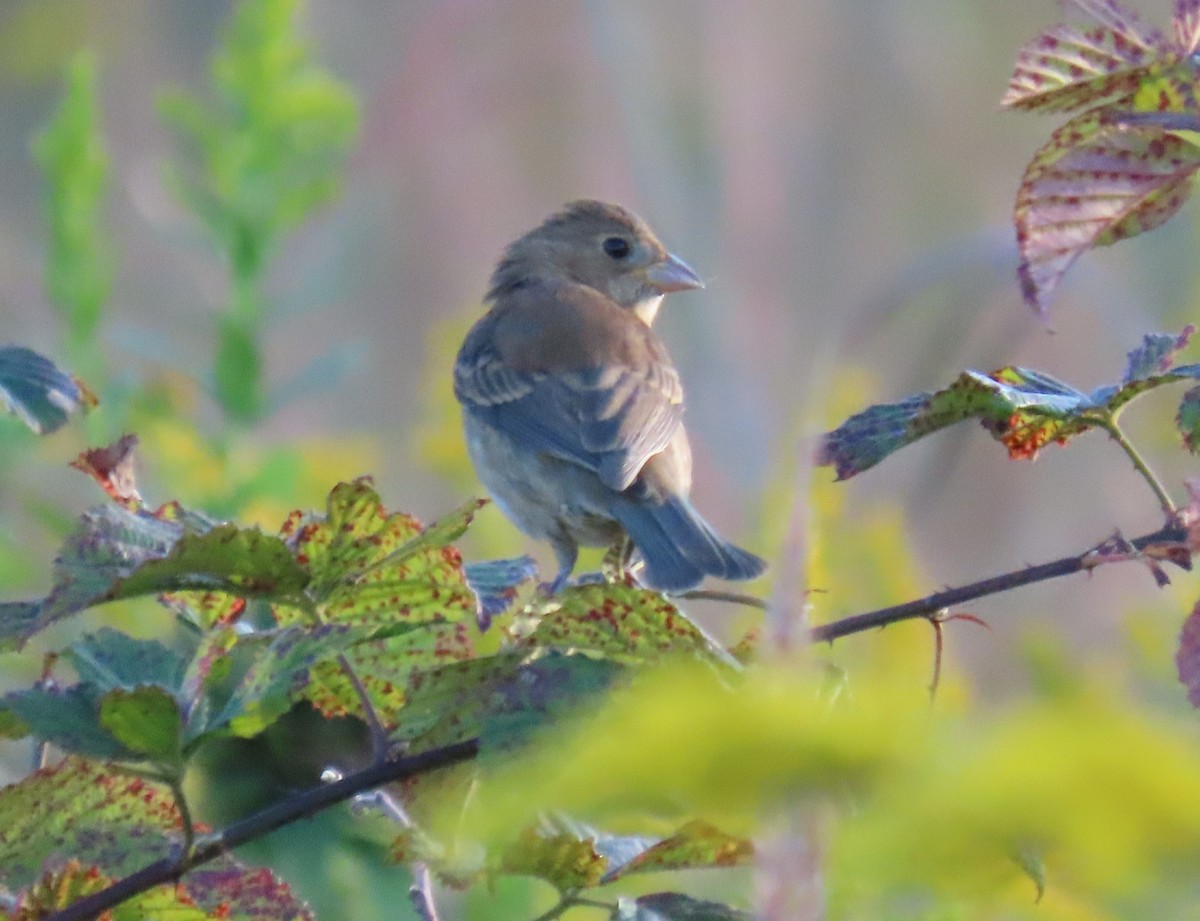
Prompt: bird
<box><xmin>453</xmin><ymin>200</ymin><xmax>766</xmax><ymax>594</ymax></box>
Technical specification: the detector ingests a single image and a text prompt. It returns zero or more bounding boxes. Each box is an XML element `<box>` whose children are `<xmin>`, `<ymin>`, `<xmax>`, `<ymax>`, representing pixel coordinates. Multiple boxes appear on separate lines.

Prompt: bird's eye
<box><xmin>602</xmin><ymin>237</ymin><xmax>631</xmax><ymax>260</ymax></box>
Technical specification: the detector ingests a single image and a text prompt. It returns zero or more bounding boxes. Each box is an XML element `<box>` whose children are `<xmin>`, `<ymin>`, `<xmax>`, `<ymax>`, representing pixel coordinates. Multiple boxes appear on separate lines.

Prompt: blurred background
<box><xmin>1</xmin><ymin>0</ymin><xmax>1199</xmax><ymax>916</ymax></box>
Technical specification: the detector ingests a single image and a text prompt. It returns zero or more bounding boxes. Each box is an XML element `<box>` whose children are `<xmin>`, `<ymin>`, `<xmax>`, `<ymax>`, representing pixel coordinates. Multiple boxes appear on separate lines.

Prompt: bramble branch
<box><xmin>809</xmin><ymin>522</ymin><xmax>1189</xmax><ymax>644</ymax></box>
<box><xmin>45</xmin><ymin>739</ymin><xmax>480</xmax><ymax>921</ymax></box>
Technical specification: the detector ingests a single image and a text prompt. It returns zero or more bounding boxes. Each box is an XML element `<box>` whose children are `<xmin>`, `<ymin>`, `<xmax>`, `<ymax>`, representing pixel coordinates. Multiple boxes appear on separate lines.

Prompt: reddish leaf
<box><xmin>1124</xmin><ymin>326</ymin><xmax>1195</xmax><ymax>382</ymax></box>
<box><xmin>70</xmin><ymin>434</ymin><xmax>142</xmax><ymax>505</ymax></box>
<box><xmin>1177</xmin><ymin>600</ymin><xmax>1200</xmax><ymax>707</ymax></box>
<box><xmin>1176</xmin><ymin>0</ymin><xmax>1200</xmax><ymax>53</ymax></box>
<box><xmin>1015</xmin><ymin>114</ymin><xmax>1200</xmax><ymax>314</ymax></box>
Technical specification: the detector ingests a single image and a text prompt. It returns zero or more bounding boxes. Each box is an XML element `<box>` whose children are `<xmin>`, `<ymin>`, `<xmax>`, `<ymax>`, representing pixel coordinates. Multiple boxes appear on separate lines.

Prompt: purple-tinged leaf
<box><xmin>1177</xmin><ymin>600</ymin><xmax>1200</xmax><ymax>707</ymax></box>
<box><xmin>1178</xmin><ymin>385</ymin><xmax>1200</xmax><ymax>451</ymax></box>
<box><xmin>464</xmin><ymin>555</ymin><xmax>538</xmax><ymax>629</ymax></box>
<box><xmin>1002</xmin><ymin>0</ymin><xmax>1166</xmax><ymax>112</ymax></box>
<box><xmin>1015</xmin><ymin>113</ymin><xmax>1200</xmax><ymax>314</ymax></box>
<box><xmin>1176</xmin><ymin>0</ymin><xmax>1200</xmax><ymax>53</ymax></box>
<box><xmin>1124</xmin><ymin>326</ymin><xmax>1195</xmax><ymax>382</ymax></box>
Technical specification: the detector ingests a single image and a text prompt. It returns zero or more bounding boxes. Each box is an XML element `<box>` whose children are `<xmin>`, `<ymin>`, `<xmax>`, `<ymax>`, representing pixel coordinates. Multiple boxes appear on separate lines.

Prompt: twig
<box><xmin>675</xmin><ymin>588</ymin><xmax>769</xmax><ymax>609</ymax></box>
<box><xmin>336</xmin><ymin>651</ymin><xmax>390</xmax><ymax>763</ymax></box>
<box><xmin>1097</xmin><ymin>416</ymin><xmax>1177</xmax><ymax>518</ymax></box>
<box><xmin>810</xmin><ymin>522</ymin><xmax>1188</xmax><ymax>644</ymax></box>
<box><xmin>44</xmin><ymin>739</ymin><xmax>480</xmax><ymax>921</ymax></box>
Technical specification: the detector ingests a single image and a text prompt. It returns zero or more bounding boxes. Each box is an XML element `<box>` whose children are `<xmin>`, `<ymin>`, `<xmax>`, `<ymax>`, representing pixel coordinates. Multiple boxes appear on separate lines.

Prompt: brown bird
<box><xmin>454</xmin><ymin>200</ymin><xmax>766</xmax><ymax>593</ymax></box>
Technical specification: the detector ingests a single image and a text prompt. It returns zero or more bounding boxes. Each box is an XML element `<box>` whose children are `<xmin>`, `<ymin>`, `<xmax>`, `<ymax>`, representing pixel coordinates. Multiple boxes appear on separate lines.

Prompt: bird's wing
<box><xmin>454</xmin><ymin>285</ymin><xmax>684</xmax><ymax>493</ymax></box>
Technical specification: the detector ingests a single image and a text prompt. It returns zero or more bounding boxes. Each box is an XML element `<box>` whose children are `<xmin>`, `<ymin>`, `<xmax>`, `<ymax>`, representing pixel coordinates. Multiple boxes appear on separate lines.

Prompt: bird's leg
<box><xmin>540</xmin><ymin>537</ymin><xmax>578</xmax><ymax>595</ymax></box>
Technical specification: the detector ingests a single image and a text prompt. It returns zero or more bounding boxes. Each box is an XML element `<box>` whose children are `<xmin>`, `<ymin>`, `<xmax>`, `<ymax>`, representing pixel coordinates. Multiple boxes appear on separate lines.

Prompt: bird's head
<box><xmin>488</xmin><ymin>200</ymin><xmax>703</xmax><ymax>325</ymax></box>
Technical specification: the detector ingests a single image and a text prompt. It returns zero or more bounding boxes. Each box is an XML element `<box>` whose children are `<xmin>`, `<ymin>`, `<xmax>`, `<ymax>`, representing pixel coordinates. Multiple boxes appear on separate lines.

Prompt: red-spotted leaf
<box><xmin>0</xmin><ymin>758</ymin><xmax>182</xmax><ymax>890</ymax></box>
<box><xmin>279</xmin><ymin>479</ymin><xmax>476</xmax><ymax>630</ymax></box>
<box><xmin>1002</xmin><ymin>0</ymin><xmax>1166</xmax><ymax>113</ymax></box>
<box><xmin>1015</xmin><ymin>113</ymin><xmax>1200</xmax><ymax>314</ymax></box>
<box><xmin>179</xmin><ymin>863</ymin><xmax>314</xmax><ymax>920</ymax></box>
<box><xmin>1176</xmin><ymin>600</ymin><xmax>1200</xmax><ymax>706</ymax></box>
<box><xmin>0</xmin><ymin>345</ymin><xmax>95</xmax><ymax>435</ymax></box>
<box><xmin>822</xmin><ymin>331</ymin><xmax>1200</xmax><ymax>478</ymax></box>
<box><xmin>522</xmin><ymin>582</ymin><xmax>737</xmax><ymax>667</ymax></box>
<box><xmin>496</xmin><ymin>825</ymin><xmax>607</xmax><ymax>892</ymax></box>
<box><xmin>302</xmin><ymin>621</ymin><xmax>475</xmax><ymax>726</ymax></box>
<box><xmin>393</xmin><ymin>651</ymin><xmax>622</xmax><ymax>753</ymax></box>
<box><xmin>602</xmin><ymin>821</ymin><xmax>754</xmax><ymax>883</ymax></box>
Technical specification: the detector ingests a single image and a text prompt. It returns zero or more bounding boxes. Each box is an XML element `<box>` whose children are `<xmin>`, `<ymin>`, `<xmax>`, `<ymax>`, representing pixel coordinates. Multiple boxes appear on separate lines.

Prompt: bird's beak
<box><xmin>643</xmin><ymin>252</ymin><xmax>704</xmax><ymax>293</ymax></box>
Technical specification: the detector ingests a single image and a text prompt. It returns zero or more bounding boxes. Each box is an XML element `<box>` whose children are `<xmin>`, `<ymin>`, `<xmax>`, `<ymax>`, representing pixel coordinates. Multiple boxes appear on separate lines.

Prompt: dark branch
<box><xmin>46</xmin><ymin>739</ymin><xmax>480</xmax><ymax>921</ymax></box>
<box><xmin>810</xmin><ymin>523</ymin><xmax>1188</xmax><ymax>643</ymax></box>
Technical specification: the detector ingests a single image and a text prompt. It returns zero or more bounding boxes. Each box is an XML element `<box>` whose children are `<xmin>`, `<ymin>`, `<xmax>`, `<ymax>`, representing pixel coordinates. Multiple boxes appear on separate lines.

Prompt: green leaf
<box><xmin>66</xmin><ymin>627</ymin><xmax>189</xmax><ymax>691</ymax></box>
<box><xmin>0</xmin><ymin>346</ymin><xmax>94</xmax><ymax>435</ymax></box>
<box><xmin>0</xmin><ymin>759</ymin><xmax>313</xmax><ymax>919</ymax></box>
<box><xmin>213</xmin><ymin>312</ymin><xmax>263</xmax><ymax>422</ymax></box>
<box><xmin>0</xmin><ymin>601</ymin><xmax>42</xmax><ymax>652</ymax></box>
<box><xmin>160</xmin><ymin>0</ymin><xmax>357</xmax><ymax>270</ymax></box>
<box><xmin>4</xmin><ymin>684</ymin><xmax>135</xmax><ymax>759</ymax></box>
<box><xmin>523</xmin><ymin>582</ymin><xmax>737</xmax><ymax>668</ymax></box>
<box><xmin>303</xmin><ymin>621</ymin><xmax>474</xmax><ymax>727</ymax></box>
<box><xmin>17</xmin><ymin>505</ymin><xmax>309</xmax><ymax>644</ymax></box>
<box><xmin>0</xmin><ymin>758</ymin><xmax>180</xmax><ymax>892</ymax></box>
<box><xmin>281</xmin><ymin>480</ymin><xmax>476</xmax><ymax>629</ymax></box>
<box><xmin>34</xmin><ymin>52</ymin><xmax>113</xmax><ymax>347</ymax></box>
<box><xmin>603</xmin><ymin>821</ymin><xmax>754</xmax><ymax>882</ymax></box>
<box><xmin>496</xmin><ymin>825</ymin><xmax>607</xmax><ymax>892</ymax></box>
<box><xmin>820</xmin><ymin>331</ymin><xmax>1200</xmax><ymax>478</ymax></box>
<box><xmin>1177</xmin><ymin>385</ymin><xmax>1200</xmax><ymax>452</ymax></box>
<box><xmin>394</xmin><ymin>651</ymin><xmax>623</xmax><ymax>754</ymax></box>
<box><xmin>99</xmin><ymin>685</ymin><xmax>183</xmax><ymax>766</ymax></box>
<box><xmin>115</xmin><ymin>522</ymin><xmax>309</xmax><ymax>600</ymax></box>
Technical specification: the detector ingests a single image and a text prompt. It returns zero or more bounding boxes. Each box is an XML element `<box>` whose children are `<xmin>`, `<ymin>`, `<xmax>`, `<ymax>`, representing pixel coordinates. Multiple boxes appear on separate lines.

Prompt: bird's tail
<box><xmin>612</xmin><ymin>495</ymin><xmax>766</xmax><ymax>593</ymax></box>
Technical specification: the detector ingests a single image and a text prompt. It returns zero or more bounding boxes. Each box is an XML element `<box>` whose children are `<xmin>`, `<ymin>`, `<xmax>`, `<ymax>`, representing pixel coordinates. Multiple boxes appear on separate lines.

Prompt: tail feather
<box><xmin>613</xmin><ymin>495</ymin><xmax>766</xmax><ymax>593</ymax></box>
